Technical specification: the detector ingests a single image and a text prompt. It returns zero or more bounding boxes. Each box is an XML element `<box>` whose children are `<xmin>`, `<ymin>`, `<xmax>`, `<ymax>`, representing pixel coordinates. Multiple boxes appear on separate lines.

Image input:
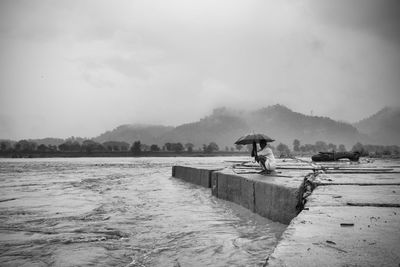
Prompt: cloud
<box><xmin>0</xmin><ymin>0</ymin><xmax>399</xmax><ymax>139</ymax></box>
<box><xmin>304</xmin><ymin>0</ymin><xmax>400</xmax><ymax>46</ymax></box>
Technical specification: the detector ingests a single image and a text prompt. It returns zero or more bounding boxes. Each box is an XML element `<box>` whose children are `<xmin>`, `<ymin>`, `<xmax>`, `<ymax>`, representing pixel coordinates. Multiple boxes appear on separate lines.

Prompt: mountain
<box><xmin>93</xmin><ymin>124</ymin><xmax>174</xmax><ymax>144</ymax></box>
<box><xmin>245</xmin><ymin>105</ymin><xmax>363</xmax><ymax>148</ymax></box>
<box><xmin>354</xmin><ymin>107</ymin><xmax>400</xmax><ymax>145</ymax></box>
<box><xmin>94</xmin><ymin>105</ymin><xmax>367</xmax><ymax>149</ymax></box>
<box><xmin>159</xmin><ymin>107</ymin><xmax>250</xmax><ymax>148</ymax></box>
<box><xmin>8</xmin><ymin>105</ymin><xmax>397</xmax><ymax>149</ymax></box>
<box><xmin>29</xmin><ymin>138</ymin><xmax>65</xmax><ymax>146</ymax></box>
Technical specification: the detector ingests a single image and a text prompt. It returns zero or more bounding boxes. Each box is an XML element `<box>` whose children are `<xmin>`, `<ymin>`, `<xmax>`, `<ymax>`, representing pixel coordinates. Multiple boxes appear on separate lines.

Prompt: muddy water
<box><xmin>0</xmin><ymin>157</ymin><xmax>286</xmax><ymax>266</ymax></box>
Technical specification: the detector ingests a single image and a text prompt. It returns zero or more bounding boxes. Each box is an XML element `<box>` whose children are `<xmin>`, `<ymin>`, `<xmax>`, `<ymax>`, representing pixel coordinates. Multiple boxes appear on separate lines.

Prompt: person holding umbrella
<box><xmin>255</xmin><ymin>139</ymin><xmax>276</xmax><ymax>173</ymax></box>
<box><xmin>235</xmin><ymin>133</ymin><xmax>276</xmax><ymax>174</ymax></box>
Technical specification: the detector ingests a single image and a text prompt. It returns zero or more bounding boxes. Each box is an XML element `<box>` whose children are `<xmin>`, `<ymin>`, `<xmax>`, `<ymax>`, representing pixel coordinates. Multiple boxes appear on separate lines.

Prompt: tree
<box><xmin>58</xmin><ymin>140</ymin><xmax>81</xmax><ymax>152</ymax></box>
<box><xmin>131</xmin><ymin>141</ymin><xmax>142</xmax><ymax>154</ymax></box>
<box><xmin>391</xmin><ymin>146</ymin><xmax>400</xmax><ymax>156</ymax></box>
<box><xmin>141</xmin><ymin>144</ymin><xmax>150</xmax><ymax>151</ymax></box>
<box><xmin>172</xmin><ymin>143</ymin><xmax>184</xmax><ymax>153</ymax></box>
<box><xmin>164</xmin><ymin>143</ymin><xmax>172</xmax><ymax>151</ymax></box>
<box><xmin>0</xmin><ymin>141</ymin><xmax>12</xmax><ymax>151</ymax></box>
<box><xmin>352</xmin><ymin>142</ymin><xmax>363</xmax><ymax>152</ymax></box>
<box><xmin>150</xmin><ymin>144</ymin><xmax>160</xmax><ymax>152</ymax></box>
<box><xmin>37</xmin><ymin>144</ymin><xmax>49</xmax><ymax>152</ymax></box>
<box><xmin>48</xmin><ymin>145</ymin><xmax>58</xmax><ymax>152</ymax></box>
<box><xmin>235</xmin><ymin>144</ymin><xmax>243</xmax><ymax>151</ymax></box>
<box><xmin>276</xmin><ymin>143</ymin><xmax>290</xmax><ymax>157</ymax></box>
<box><xmin>185</xmin><ymin>143</ymin><xmax>194</xmax><ymax>153</ymax></box>
<box><xmin>103</xmin><ymin>141</ymin><xmax>130</xmax><ymax>152</ymax></box>
<box><xmin>204</xmin><ymin>142</ymin><xmax>219</xmax><ymax>153</ymax></box>
<box><xmin>352</xmin><ymin>144</ymin><xmax>400</xmax><ymax>157</ymax></box>
<box><xmin>328</xmin><ymin>143</ymin><xmax>337</xmax><ymax>152</ymax></box>
<box><xmin>81</xmin><ymin>140</ymin><xmax>104</xmax><ymax>153</ymax></box>
<box><xmin>209</xmin><ymin>142</ymin><xmax>219</xmax><ymax>153</ymax></box>
<box><xmin>15</xmin><ymin>140</ymin><xmax>37</xmax><ymax>152</ymax></box>
<box><xmin>352</xmin><ymin>142</ymin><xmax>368</xmax><ymax>156</ymax></box>
<box><xmin>300</xmin><ymin>144</ymin><xmax>315</xmax><ymax>153</ymax></box>
<box><xmin>315</xmin><ymin>141</ymin><xmax>328</xmax><ymax>152</ymax></box>
<box><xmin>293</xmin><ymin>139</ymin><xmax>300</xmax><ymax>152</ymax></box>
<box><xmin>163</xmin><ymin>143</ymin><xmax>184</xmax><ymax>152</ymax></box>
<box><xmin>338</xmin><ymin>144</ymin><xmax>346</xmax><ymax>152</ymax></box>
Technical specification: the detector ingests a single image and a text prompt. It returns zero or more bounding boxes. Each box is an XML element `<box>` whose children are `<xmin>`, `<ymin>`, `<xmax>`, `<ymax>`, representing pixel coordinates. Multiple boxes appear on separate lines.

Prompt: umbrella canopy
<box><xmin>234</xmin><ymin>133</ymin><xmax>275</xmax><ymax>145</ymax></box>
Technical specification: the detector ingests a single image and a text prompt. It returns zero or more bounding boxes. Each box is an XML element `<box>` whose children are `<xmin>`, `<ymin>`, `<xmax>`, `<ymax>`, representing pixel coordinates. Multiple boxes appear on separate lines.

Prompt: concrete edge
<box><xmin>172</xmin><ymin>165</ymin><xmax>309</xmax><ymax>225</ymax></box>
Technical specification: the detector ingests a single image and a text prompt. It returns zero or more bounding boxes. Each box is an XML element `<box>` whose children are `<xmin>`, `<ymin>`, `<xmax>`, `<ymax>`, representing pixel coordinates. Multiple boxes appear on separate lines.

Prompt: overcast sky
<box><xmin>1</xmin><ymin>0</ymin><xmax>399</xmax><ymax>139</ymax></box>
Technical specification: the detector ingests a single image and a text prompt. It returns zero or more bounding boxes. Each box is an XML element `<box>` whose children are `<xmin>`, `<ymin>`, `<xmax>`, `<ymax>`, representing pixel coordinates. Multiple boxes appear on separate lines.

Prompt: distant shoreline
<box><xmin>1</xmin><ymin>151</ymin><xmax>397</xmax><ymax>159</ymax></box>
<box><xmin>0</xmin><ymin>151</ymin><xmax>250</xmax><ymax>158</ymax></box>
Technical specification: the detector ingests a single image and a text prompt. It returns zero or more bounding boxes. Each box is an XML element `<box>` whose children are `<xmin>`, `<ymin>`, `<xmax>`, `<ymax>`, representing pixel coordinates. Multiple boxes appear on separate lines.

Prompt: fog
<box><xmin>1</xmin><ymin>0</ymin><xmax>399</xmax><ymax>139</ymax></box>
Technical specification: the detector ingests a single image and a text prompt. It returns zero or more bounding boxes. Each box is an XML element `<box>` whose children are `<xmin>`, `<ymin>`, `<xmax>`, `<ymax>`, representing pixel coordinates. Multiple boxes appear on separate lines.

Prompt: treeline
<box><xmin>0</xmin><ymin>139</ymin><xmax>223</xmax><ymax>155</ymax></box>
<box><xmin>1</xmin><ymin>138</ymin><xmax>399</xmax><ymax>158</ymax></box>
<box><xmin>351</xmin><ymin>142</ymin><xmax>400</xmax><ymax>157</ymax></box>
<box><xmin>237</xmin><ymin>139</ymin><xmax>400</xmax><ymax>158</ymax></box>
<box><xmin>234</xmin><ymin>139</ymin><xmax>347</xmax><ymax>157</ymax></box>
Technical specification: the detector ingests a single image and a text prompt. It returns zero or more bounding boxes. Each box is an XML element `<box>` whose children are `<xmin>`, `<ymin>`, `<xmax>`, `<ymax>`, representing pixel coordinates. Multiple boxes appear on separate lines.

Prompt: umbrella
<box><xmin>234</xmin><ymin>133</ymin><xmax>274</xmax><ymax>161</ymax></box>
<box><xmin>234</xmin><ymin>133</ymin><xmax>275</xmax><ymax>145</ymax></box>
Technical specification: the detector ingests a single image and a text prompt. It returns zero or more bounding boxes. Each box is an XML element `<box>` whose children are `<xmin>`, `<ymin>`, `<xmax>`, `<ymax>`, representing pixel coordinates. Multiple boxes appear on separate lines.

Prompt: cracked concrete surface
<box><xmin>267</xmin><ymin>160</ymin><xmax>400</xmax><ymax>266</ymax></box>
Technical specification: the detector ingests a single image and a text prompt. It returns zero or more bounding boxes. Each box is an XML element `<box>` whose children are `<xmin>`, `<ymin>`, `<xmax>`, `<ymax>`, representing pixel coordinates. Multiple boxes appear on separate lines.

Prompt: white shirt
<box><xmin>258</xmin><ymin>146</ymin><xmax>276</xmax><ymax>170</ymax></box>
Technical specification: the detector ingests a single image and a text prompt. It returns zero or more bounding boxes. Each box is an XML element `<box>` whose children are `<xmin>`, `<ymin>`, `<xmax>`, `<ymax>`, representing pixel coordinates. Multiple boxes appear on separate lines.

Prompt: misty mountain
<box><xmin>244</xmin><ymin>105</ymin><xmax>363</xmax><ymax>148</ymax></box>
<box><xmin>20</xmin><ymin>104</ymin><xmax>399</xmax><ymax>149</ymax></box>
<box><xmin>159</xmin><ymin>108</ymin><xmax>250</xmax><ymax>148</ymax></box>
<box><xmin>93</xmin><ymin>105</ymin><xmax>369</xmax><ymax>149</ymax></box>
<box><xmin>158</xmin><ymin>105</ymin><xmax>361</xmax><ymax>148</ymax></box>
<box><xmin>29</xmin><ymin>138</ymin><xmax>65</xmax><ymax>146</ymax></box>
<box><xmin>94</xmin><ymin>124</ymin><xmax>174</xmax><ymax>145</ymax></box>
<box><xmin>354</xmin><ymin>107</ymin><xmax>400</xmax><ymax>145</ymax></box>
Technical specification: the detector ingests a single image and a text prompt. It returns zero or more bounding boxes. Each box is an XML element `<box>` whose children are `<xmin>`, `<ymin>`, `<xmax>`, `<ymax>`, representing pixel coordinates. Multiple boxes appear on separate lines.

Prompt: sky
<box><xmin>1</xmin><ymin>0</ymin><xmax>399</xmax><ymax>140</ymax></box>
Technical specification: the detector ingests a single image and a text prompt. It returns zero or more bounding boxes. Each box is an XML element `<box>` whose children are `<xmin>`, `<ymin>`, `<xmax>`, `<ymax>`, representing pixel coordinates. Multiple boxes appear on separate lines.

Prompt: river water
<box><xmin>0</xmin><ymin>157</ymin><xmax>286</xmax><ymax>267</ymax></box>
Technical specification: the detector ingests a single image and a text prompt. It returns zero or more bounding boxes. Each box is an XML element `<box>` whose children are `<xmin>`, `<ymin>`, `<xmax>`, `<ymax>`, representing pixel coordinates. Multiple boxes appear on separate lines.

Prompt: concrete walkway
<box><xmin>267</xmin><ymin>160</ymin><xmax>400</xmax><ymax>266</ymax></box>
<box><xmin>172</xmin><ymin>159</ymin><xmax>400</xmax><ymax>266</ymax></box>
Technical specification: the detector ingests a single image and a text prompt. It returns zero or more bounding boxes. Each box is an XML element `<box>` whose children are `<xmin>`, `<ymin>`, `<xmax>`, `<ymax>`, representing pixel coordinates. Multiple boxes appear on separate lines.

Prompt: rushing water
<box><xmin>0</xmin><ymin>157</ymin><xmax>286</xmax><ymax>267</ymax></box>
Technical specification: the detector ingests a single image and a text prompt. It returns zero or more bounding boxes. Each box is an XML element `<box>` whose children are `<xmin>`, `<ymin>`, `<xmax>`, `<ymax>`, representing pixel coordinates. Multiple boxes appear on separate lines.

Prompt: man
<box><xmin>255</xmin><ymin>139</ymin><xmax>276</xmax><ymax>173</ymax></box>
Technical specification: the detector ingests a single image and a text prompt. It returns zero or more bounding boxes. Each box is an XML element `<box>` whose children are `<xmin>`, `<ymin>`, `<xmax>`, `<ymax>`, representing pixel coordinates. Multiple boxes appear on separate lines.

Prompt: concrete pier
<box><xmin>267</xmin><ymin>162</ymin><xmax>400</xmax><ymax>267</ymax></box>
<box><xmin>172</xmin><ymin>165</ymin><xmax>225</xmax><ymax>188</ymax></box>
<box><xmin>172</xmin><ymin>160</ymin><xmax>400</xmax><ymax>266</ymax></box>
<box><xmin>210</xmin><ymin>169</ymin><xmax>309</xmax><ymax>224</ymax></box>
<box><xmin>173</xmin><ymin>164</ymin><xmax>310</xmax><ymax>224</ymax></box>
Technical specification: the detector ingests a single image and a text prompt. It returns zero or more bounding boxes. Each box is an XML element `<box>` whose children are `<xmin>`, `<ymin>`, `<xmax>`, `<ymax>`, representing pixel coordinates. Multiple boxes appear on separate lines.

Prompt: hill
<box><xmin>93</xmin><ymin>124</ymin><xmax>174</xmax><ymax>145</ymax></box>
<box><xmin>9</xmin><ymin>105</ymin><xmax>399</xmax><ymax>150</ymax></box>
<box><xmin>245</xmin><ymin>105</ymin><xmax>363</xmax><ymax>148</ymax></box>
<box><xmin>29</xmin><ymin>138</ymin><xmax>66</xmax><ymax>146</ymax></box>
<box><xmin>159</xmin><ymin>108</ymin><xmax>250</xmax><ymax>148</ymax></box>
<box><xmin>94</xmin><ymin>105</ymin><xmax>366</xmax><ymax>149</ymax></box>
<box><xmin>354</xmin><ymin>107</ymin><xmax>400</xmax><ymax>145</ymax></box>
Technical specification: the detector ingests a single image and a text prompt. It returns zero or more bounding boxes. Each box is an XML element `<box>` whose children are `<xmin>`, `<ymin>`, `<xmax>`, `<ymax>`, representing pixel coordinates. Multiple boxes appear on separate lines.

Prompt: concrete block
<box><xmin>307</xmin><ymin>185</ymin><xmax>400</xmax><ymax>207</ymax></box>
<box><xmin>199</xmin><ymin>169</ymin><xmax>211</xmax><ymax>188</ymax></box>
<box><xmin>172</xmin><ymin>165</ymin><xmax>223</xmax><ymax>188</ymax></box>
<box><xmin>217</xmin><ymin>172</ymin><xmax>228</xmax><ymax>200</ymax></box>
<box><xmin>215</xmin><ymin>170</ymin><xmax>301</xmax><ymax>224</ymax></box>
<box><xmin>215</xmin><ymin>173</ymin><xmax>255</xmax><ymax>211</ymax></box>
<box><xmin>316</xmin><ymin>172</ymin><xmax>400</xmax><ymax>185</ymax></box>
<box><xmin>225</xmin><ymin>174</ymin><xmax>242</xmax><ymax>204</ymax></box>
<box><xmin>267</xmin><ymin>206</ymin><xmax>400</xmax><ymax>267</ymax></box>
<box><xmin>211</xmin><ymin>172</ymin><xmax>218</xmax><ymax>197</ymax></box>
<box><xmin>254</xmin><ymin>181</ymin><xmax>300</xmax><ymax>224</ymax></box>
<box><xmin>240</xmin><ymin>177</ymin><xmax>255</xmax><ymax>211</ymax></box>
